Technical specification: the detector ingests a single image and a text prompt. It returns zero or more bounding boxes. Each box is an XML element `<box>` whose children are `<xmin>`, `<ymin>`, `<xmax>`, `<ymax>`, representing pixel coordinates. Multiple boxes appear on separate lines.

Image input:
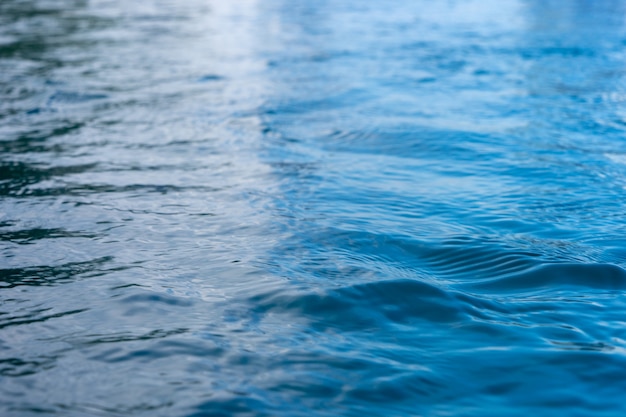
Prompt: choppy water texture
<box><xmin>2</xmin><ymin>0</ymin><xmax>626</xmax><ymax>415</ymax></box>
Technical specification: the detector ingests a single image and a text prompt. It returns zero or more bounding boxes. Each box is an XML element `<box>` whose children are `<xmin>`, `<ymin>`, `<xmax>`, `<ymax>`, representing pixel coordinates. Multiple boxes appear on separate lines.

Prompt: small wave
<box><xmin>0</xmin><ymin>161</ymin><xmax>98</xmax><ymax>196</ymax></box>
<box><xmin>323</xmin><ymin>230</ymin><xmax>543</xmax><ymax>282</ymax></box>
<box><xmin>462</xmin><ymin>262</ymin><xmax>626</xmax><ymax>293</ymax></box>
<box><xmin>415</xmin><ymin>239</ymin><xmax>542</xmax><ymax>281</ymax></box>
<box><xmin>47</xmin><ymin>90</ymin><xmax>108</xmax><ymax>105</ymax></box>
<box><xmin>77</xmin><ymin>328</ymin><xmax>189</xmax><ymax>346</ymax></box>
<box><xmin>197</xmin><ymin>74</ymin><xmax>225</xmax><ymax>82</ymax></box>
<box><xmin>0</xmin><ymin>357</ymin><xmax>55</xmax><ymax>377</ymax></box>
<box><xmin>250</xmin><ymin>278</ymin><xmax>468</xmax><ymax>331</ymax></box>
<box><xmin>0</xmin><ymin>307</ymin><xmax>87</xmax><ymax>331</ymax></box>
<box><xmin>0</xmin><ymin>256</ymin><xmax>114</xmax><ymax>288</ymax></box>
<box><xmin>89</xmin><ymin>339</ymin><xmax>224</xmax><ymax>364</ymax></box>
<box><xmin>119</xmin><ymin>291</ymin><xmax>195</xmax><ymax>307</ymax></box>
<box><xmin>0</xmin><ymin>226</ymin><xmax>96</xmax><ymax>245</ymax></box>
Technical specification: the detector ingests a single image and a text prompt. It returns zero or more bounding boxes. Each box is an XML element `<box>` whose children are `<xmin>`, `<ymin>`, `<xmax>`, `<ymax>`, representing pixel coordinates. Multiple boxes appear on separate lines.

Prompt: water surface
<box><xmin>2</xmin><ymin>0</ymin><xmax>626</xmax><ymax>415</ymax></box>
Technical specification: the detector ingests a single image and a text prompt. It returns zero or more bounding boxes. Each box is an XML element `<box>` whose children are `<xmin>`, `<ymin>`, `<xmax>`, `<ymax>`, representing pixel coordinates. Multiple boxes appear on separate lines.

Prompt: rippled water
<box><xmin>3</xmin><ymin>0</ymin><xmax>626</xmax><ymax>415</ymax></box>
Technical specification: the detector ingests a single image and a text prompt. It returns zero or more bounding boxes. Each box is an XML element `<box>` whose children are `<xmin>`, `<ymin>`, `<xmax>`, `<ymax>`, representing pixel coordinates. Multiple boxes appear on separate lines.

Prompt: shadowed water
<box><xmin>2</xmin><ymin>0</ymin><xmax>626</xmax><ymax>416</ymax></box>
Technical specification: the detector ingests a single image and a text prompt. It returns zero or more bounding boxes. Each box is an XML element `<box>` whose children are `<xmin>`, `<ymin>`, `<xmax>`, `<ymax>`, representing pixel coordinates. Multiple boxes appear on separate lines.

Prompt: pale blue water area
<box><xmin>2</xmin><ymin>0</ymin><xmax>626</xmax><ymax>415</ymax></box>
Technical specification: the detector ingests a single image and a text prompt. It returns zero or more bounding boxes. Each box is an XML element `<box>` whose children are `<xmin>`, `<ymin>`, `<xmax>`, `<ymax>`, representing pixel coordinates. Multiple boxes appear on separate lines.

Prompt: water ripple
<box><xmin>3</xmin><ymin>0</ymin><xmax>626</xmax><ymax>416</ymax></box>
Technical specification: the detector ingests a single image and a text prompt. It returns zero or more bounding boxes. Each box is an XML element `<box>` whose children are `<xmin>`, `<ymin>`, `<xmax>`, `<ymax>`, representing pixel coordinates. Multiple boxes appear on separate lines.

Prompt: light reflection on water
<box><xmin>2</xmin><ymin>0</ymin><xmax>626</xmax><ymax>416</ymax></box>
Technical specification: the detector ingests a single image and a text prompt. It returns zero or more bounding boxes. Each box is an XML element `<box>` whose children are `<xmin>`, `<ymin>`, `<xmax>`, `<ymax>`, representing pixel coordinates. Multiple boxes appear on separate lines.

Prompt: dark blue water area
<box><xmin>2</xmin><ymin>0</ymin><xmax>626</xmax><ymax>416</ymax></box>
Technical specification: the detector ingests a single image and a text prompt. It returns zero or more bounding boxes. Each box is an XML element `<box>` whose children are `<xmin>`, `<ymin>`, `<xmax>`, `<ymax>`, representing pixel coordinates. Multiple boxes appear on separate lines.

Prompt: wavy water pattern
<box><xmin>2</xmin><ymin>0</ymin><xmax>626</xmax><ymax>416</ymax></box>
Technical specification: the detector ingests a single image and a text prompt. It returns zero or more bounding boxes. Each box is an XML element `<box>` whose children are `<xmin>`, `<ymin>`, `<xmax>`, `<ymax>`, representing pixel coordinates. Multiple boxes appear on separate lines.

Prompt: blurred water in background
<box><xmin>2</xmin><ymin>0</ymin><xmax>626</xmax><ymax>415</ymax></box>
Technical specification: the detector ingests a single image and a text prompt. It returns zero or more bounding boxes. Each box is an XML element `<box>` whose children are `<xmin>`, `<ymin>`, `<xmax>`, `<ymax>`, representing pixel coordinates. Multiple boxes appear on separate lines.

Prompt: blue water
<box><xmin>2</xmin><ymin>0</ymin><xmax>626</xmax><ymax>415</ymax></box>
